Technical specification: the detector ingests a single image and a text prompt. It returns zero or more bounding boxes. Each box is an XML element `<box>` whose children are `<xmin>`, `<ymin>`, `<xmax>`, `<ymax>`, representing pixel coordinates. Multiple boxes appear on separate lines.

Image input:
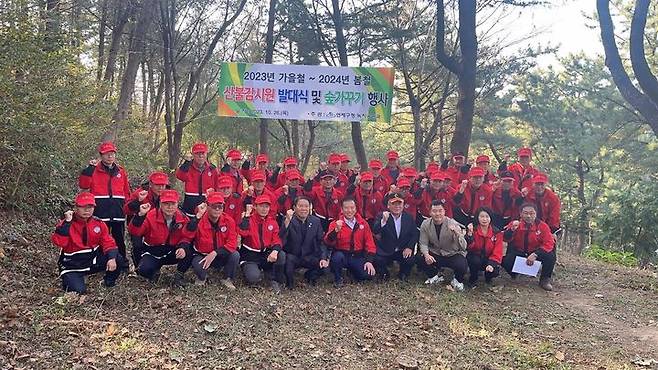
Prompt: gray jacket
<box><xmin>418</xmin><ymin>217</ymin><xmax>467</xmax><ymax>257</ymax></box>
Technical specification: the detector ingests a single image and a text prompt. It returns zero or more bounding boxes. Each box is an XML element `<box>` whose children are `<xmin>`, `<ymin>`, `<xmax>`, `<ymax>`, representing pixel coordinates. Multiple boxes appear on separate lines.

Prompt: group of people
<box><xmin>52</xmin><ymin>142</ymin><xmax>561</xmax><ymax>294</ymax></box>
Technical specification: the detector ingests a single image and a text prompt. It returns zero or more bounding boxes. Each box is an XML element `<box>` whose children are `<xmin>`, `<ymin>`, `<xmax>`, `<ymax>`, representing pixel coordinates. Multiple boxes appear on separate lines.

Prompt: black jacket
<box><xmin>372</xmin><ymin>212</ymin><xmax>419</xmax><ymax>257</ymax></box>
<box><xmin>279</xmin><ymin>214</ymin><xmax>329</xmax><ymax>261</ymax></box>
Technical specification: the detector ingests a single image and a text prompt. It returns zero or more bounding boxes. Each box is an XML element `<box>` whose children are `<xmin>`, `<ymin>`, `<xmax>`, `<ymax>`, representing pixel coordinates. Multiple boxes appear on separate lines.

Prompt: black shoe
<box><xmin>510</xmin><ymin>273</ymin><xmax>518</xmax><ymax>280</ymax></box>
<box><xmin>172</xmin><ymin>271</ymin><xmax>186</xmax><ymax>287</ymax></box>
<box><xmin>271</xmin><ymin>280</ymin><xmax>282</xmax><ymax>294</ymax></box>
<box><xmin>539</xmin><ymin>277</ymin><xmax>553</xmax><ymax>291</ymax></box>
<box><xmin>103</xmin><ymin>279</ymin><xmax>116</xmax><ymax>288</ymax></box>
<box><xmin>333</xmin><ymin>278</ymin><xmax>344</xmax><ymax>288</ymax></box>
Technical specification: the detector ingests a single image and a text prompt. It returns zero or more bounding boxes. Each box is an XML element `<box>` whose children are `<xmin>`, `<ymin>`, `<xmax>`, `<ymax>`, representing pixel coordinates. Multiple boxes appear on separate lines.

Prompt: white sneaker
<box><xmin>425</xmin><ymin>275</ymin><xmax>445</xmax><ymax>285</ymax></box>
<box><xmin>451</xmin><ymin>278</ymin><xmax>464</xmax><ymax>292</ymax></box>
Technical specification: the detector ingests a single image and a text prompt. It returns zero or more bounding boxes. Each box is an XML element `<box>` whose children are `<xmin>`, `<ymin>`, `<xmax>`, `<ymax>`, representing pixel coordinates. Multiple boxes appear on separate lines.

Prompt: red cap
<box><xmin>426</xmin><ymin>162</ymin><xmax>439</xmax><ymax>173</ymax></box>
<box><xmin>403</xmin><ymin>167</ymin><xmax>417</xmax><ymax>178</ymax></box>
<box><xmin>340</xmin><ymin>153</ymin><xmax>350</xmax><ymax>163</ymax></box>
<box><xmin>192</xmin><ymin>142</ymin><xmax>208</xmax><ymax>154</ymax></box>
<box><xmin>396</xmin><ymin>178</ymin><xmax>411</xmax><ymax>188</ymax></box>
<box><xmin>149</xmin><ymin>172</ymin><xmax>169</xmax><ymax>186</ymax></box>
<box><xmin>360</xmin><ymin>172</ymin><xmax>374</xmax><ymax>182</ymax></box>
<box><xmin>452</xmin><ymin>152</ymin><xmax>465</xmax><ymax>159</ymax></box>
<box><xmin>251</xmin><ymin>170</ymin><xmax>266</xmax><ymax>182</ymax></box>
<box><xmin>533</xmin><ymin>173</ymin><xmax>549</xmax><ymax>184</ymax></box>
<box><xmin>369</xmin><ymin>159</ymin><xmax>383</xmax><ymax>170</ymax></box>
<box><xmin>285</xmin><ymin>169</ymin><xmax>303</xmax><ymax>182</ymax></box>
<box><xmin>430</xmin><ymin>172</ymin><xmax>443</xmax><ymax>181</ymax></box>
<box><xmin>328</xmin><ymin>153</ymin><xmax>342</xmax><ymax>165</ymax></box>
<box><xmin>254</xmin><ymin>195</ymin><xmax>271</xmax><ymax>205</ymax></box>
<box><xmin>75</xmin><ymin>192</ymin><xmax>96</xmax><ymax>207</ymax></box>
<box><xmin>518</xmin><ymin>147</ymin><xmax>533</xmax><ymax>157</ymax></box>
<box><xmin>283</xmin><ymin>157</ymin><xmax>298</xmax><ymax>166</ymax></box>
<box><xmin>476</xmin><ymin>155</ymin><xmax>490</xmax><ymax>164</ymax></box>
<box><xmin>98</xmin><ymin>142</ymin><xmax>117</xmax><ymax>154</ymax></box>
<box><xmin>255</xmin><ymin>154</ymin><xmax>269</xmax><ymax>164</ymax></box>
<box><xmin>227</xmin><ymin>149</ymin><xmax>242</xmax><ymax>160</ymax></box>
<box><xmin>386</xmin><ymin>150</ymin><xmax>399</xmax><ymax>160</ymax></box>
<box><xmin>160</xmin><ymin>189</ymin><xmax>179</xmax><ymax>203</ymax></box>
<box><xmin>206</xmin><ymin>192</ymin><xmax>225</xmax><ymax>205</ymax></box>
<box><xmin>469</xmin><ymin>167</ymin><xmax>485</xmax><ymax>178</ymax></box>
<box><xmin>217</xmin><ymin>176</ymin><xmax>233</xmax><ymax>189</ymax></box>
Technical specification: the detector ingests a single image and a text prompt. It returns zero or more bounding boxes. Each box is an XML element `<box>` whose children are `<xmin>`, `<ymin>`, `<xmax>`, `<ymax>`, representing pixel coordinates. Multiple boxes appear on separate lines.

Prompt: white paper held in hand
<box><xmin>512</xmin><ymin>257</ymin><xmax>542</xmax><ymax>277</ymax></box>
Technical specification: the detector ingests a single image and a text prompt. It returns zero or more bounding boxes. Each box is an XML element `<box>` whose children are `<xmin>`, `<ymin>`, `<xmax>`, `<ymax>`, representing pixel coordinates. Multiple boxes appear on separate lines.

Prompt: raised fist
<box><xmin>382</xmin><ymin>211</ymin><xmax>390</xmax><ymax>223</ymax></box>
<box><xmin>319</xmin><ymin>162</ymin><xmax>328</xmax><ymax>171</ymax></box>
<box><xmin>184</xmin><ymin>153</ymin><xmax>193</xmax><ymax>161</ymax></box>
<box><xmin>420</xmin><ymin>178</ymin><xmax>428</xmax><ymax>189</ymax></box>
<box><xmin>205</xmin><ymin>188</ymin><xmax>215</xmax><ymax>196</ymax></box>
<box><xmin>449</xmin><ymin>224</ymin><xmax>462</xmax><ymax>234</ymax></box>
<box><xmin>335</xmin><ymin>220</ymin><xmax>344</xmax><ymax>232</ymax></box>
<box><xmin>196</xmin><ymin>203</ymin><xmax>207</xmax><ymax>218</ymax></box>
<box><xmin>504</xmin><ymin>153</ymin><xmax>511</xmax><ymax>162</ymax></box>
<box><xmin>64</xmin><ymin>210</ymin><xmax>74</xmax><ymax>222</ymax></box>
<box><xmin>459</xmin><ymin>180</ymin><xmax>468</xmax><ymax>193</ymax></box>
<box><xmin>282</xmin><ymin>185</ymin><xmax>289</xmax><ymax>195</ymax></box>
<box><xmin>467</xmin><ymin>223</ymin><xmax>474</xmax><ymax>236</ymax></box>
<box><xmin>389</xmin><ymin>185</ymin><xmax>397</xmax><ymax>194</ymax></box>
<box><xmin>245</xmin><ymin>204</ymin><xmax>253</xmax><ymax>216</ymax></box>
<box><xmin>354</xmin><ymin>175</ymin><xmax>361</xmax><ymax>185</ymax></box>
<box><xmin>138</xmin><ymin>190</ymin><xmax>148</xmax><ymax>202</ymax></box>
<box><xmin>247</xmin><ymin>186</ymin><xmax>254</xmax><ymax>196</ymax></box>
<box><xmin>520</xmin><ymin>187</ymin><xmax>529</xmax><ymax>197</ymax></box>
<box><xmin>89</xmin><ymin>158</ymin><xmax>98</xmax><ymax>166</ymax></box>
<box><xmin>511</xmin><ymin>220</ymin><xmax>520</xmax><ymax>231</ymax></box>
<box><xmin>277</xmin><ymin>162</ymin><xmax>283</xmax><ymax>169</ymax></box>
<box><xmin>286</xmin><ymin>209</ymin><xmax>294</xmax><ymax>220</ymax></box>
<box><xmin>139</xmin><ymin>203</ymin><xmax>151</xmax><ymax>216</ymax></box>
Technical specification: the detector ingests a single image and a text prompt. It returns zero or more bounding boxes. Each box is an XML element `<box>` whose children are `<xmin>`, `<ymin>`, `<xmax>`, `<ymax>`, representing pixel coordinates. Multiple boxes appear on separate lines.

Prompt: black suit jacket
<box><xmin>372</xmin><ymin>211</ymin><xmax>419</xmax><ymax>256</ymax></box>
<box><xmin>279</xmin><ymin>214</ymin><xmax>329</xmax><ymax>260</ymax></box>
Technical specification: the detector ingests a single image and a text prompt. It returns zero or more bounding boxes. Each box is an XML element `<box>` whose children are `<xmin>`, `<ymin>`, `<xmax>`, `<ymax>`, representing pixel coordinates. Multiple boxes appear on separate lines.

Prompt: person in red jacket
<box><xmin>79</xmin><ymin>142</ymin><xmax>131</xmax><ymax>263</ymax></box>
<box><xmin>502</xmin><ymin>203</ymin><xmax>556</xmax><ymax>291</ymax></box>
<box><xmin>419</xmin><ymin>171</ymin><xmax>456</xmax><ymax>219</ymax></box>
<box><xmin>216</xmin><ymin>176</ymin><xmax>243</xmax><ymax>222</ymax></box>
<box><xmin>475</xmin><ymin>155</ymin><xmax>497</xmax><ymax>184</ymax></box>
<box><xmin>501</xmin><ymin>147</ymin><xmax>541</xmax><ymax>191</ymax></box>
<box><xmin>442</xmin><ymin>152</ymin><xmax>470</xmax><ymax>187</ymax></box>
<box><xmin>242</xmin><ymin>153</ymin><xmax>273</xmax><ymax>189</ymax></box>
<box><xmin>303</xmin><ymin>170</ymin><xmax>344</xmax><ymax>230</ymax></box>
<box><xmin>176</xmin><ymin>142</ymin><xmax>218</xmax><ymax>217</ymax></box>
<box><xmin>315</xmin><ymin>153</ymin><xmax>348</xmax><ymax>192</ymax></box>
<box><xmin>220</xmin><ymin>148</ymin><xmax>246</xmax><ymax>193</ymax></box>
<box><xmin>270</xmin><ymin>156</ymin><xmax>300</xmax><ymax>189</ymax></box>
<box><xmin>339</xmin><ymin>153</ymin><xmax>356</xmax><ymax>178</ymax></box>
<box><xmin>344</xmin><ymin>171</ymin><xmax>384</xmax><ymax>228</ymax></box>
<box><xmin>51</xmin><ymin>192</ymin><xmax>124</xmax><ymax>293</ymax></box>
<box><xmin>324</xmin><ymin>197</ymin><xmax>377</xmax><ymax>287</ymax></box>
<box><xmin>128</xmin><ymin>189</ymin><xmax>192</xmax><ymax>285</ymax></box>
<box><xmin>274</xmin><ymin>169</ymin><xmax>304</xmax><ymax>220</ymax></box>
<box><xmin>453</xmin><ymin>167</ymin><xmax>494</xmax><ymax>226</ymax></box>
<box><xmin>241</xmin><ymin>170</ymin><xmax>277</xmax><ymax>217</ymax></box>
<box><xmin>381</xmin><ymin>150</ymin><xmax>401</xmax><ymax>185</ymax></box>
<box><xmin>123</xmin><ymin>171</ymin><xmax>170</xmax><ymax>266</ymax></box>
<box><xmin>465</xmin><ymin>207</ymin><xmax>503</xmax><ymax>287</ymax></box>
<box><xmin>390</xmin><ymin>178</ymin><xmax>421</xmax><ymax>222</ymax></box>
<box><xmin>369</xmin><ymin>159</ymin><xmax>390</xmax><ymax>194</ymax></box>
<box><xmin>491</xmin><ymin>171</ymin><xmax>522</xmax><ymax>229</ymax></box>
<box><xmin>519</xmin><ymin>173</ymin><xmax>561</xmax><ymax>234</ymax></box>
<box><xmin>185</xmin><ymin>192</ymin><xmax>239</xmax><ymax>289</ymax></box>
<box><xmin>238</xmin><ymin>195</ymin><xmax>286</xmax><ymax>293</ymax></box>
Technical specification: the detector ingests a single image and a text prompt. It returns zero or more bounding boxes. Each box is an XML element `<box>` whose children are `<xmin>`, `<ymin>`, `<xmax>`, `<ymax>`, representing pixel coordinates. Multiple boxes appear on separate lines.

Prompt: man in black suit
<box><xmin>279</xmin><ymin>196</ymin><xmax>329</xmax><ymax>288</ymax></box>
<box><xmin>372</xmin><ymin>193</ymin><xmax>419</xmax><ymax>280</ymax></box>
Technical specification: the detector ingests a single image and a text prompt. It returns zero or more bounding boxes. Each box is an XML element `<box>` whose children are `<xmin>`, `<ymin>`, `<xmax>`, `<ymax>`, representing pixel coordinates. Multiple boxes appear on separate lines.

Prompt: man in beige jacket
<box><xmin>417</xmin><ymin>200</ymin><xmax>468</xmax><ymax>291</ymax></box>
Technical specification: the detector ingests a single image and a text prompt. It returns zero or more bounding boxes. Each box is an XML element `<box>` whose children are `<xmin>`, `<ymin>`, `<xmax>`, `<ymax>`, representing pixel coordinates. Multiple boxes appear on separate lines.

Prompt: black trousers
<box><xmin>466</xmin><ymin>252</ymin><xmax>500</xmax><ymax>283</ymax></box>
<box><xmin>284</xmin><ymin>254</ymin><xmax>326</xmax><ymax>288</ymax></box>
<box><xmin>416</xmin><ymin>251</ymin><xmax>468</xmax><ymax>283</ymax></box>
<box><xmin>240</xmin><ymin>249</ymin><xmax>286</xmax><ymax>285</ymax></box>
<box><xmin>501</xmin><ymin>248</ymin><xmax>556</xmax><ymax>279</ymax></box>
<box><xmin>60</xmin><ymin>254</ymin><xmax>126</xmax><ymax>294</ymax></box>
<box><xmin>137</xmin><ymin>246</ymin><xmax>192</xmax><ymax>279</ymax></box>
<box><xmin>106</xmin><ymin>221</ymin><xmax>127</xmax><ymax>264</ymax></box>
<box><xmin>189</xmin><ymin>249</ymin><xmax>240</xmax><ymax>281</ymax></box>
<box><xmin>130</xmin><ymin>235</ymin><xmax>144</xmax><ymax>267</ymax></box>
<box><xmin>374</xmin><ymin>250</ymin><xmax>415</xmax><ymax>279</ymax></box>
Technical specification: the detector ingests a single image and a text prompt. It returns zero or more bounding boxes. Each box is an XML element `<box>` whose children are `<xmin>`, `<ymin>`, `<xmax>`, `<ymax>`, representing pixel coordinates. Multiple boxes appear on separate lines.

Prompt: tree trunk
<box><xmin>44</xmin><ymin>0</ymin><xmax>61</xmax><ymax>50</ymax></box>
<box><xmin>302</xmin><ymin>121</ymin><xmax>317</xmax><ymax>173</ymax></box>
<box><xmin>630</xmin><ymin>0</ymin><xmax>658</xmax><ymax>106</ymax></box>
<box><xmin>97</xmin><ymin>0</ymin><xmax>108</xmax><ymax>81</ymax></box>
<box><xmin>103</xmin><ymin>1</ymin><xmax>133</xmax><ymax>84</ymax></box>
<box><xmin>108</xmin><ymin>0</ymin><xmax>157</xmax><ymax>141</ymax></box>
<box><xmin>291</xmin><ymin>120</ymin><xmax>300</xmax><ymax>158</ymax></box>
<box><xmin>597</xmin><ymin>0</ymin><xmax>658</xmax><ymax>136</ymax></box>
<box><xmin>331</xmin><ymin>0</ymin><xmax>368</xmax><ymax>169</ymax></box>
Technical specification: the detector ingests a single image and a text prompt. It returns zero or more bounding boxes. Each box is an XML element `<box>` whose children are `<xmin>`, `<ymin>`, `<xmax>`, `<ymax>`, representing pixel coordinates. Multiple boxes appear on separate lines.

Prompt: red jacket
<box><xmin>372</xmin><ymin>174</ymin><xmax>390</xmax><ymax>194</ymax></box>
<box><xmin>419</xmin><ymin>187</ymin><xmax>455</xmax><ymax>218</ymax></box>
<box><xmin>128</xmin><ymin>209</ymin><xmax>191</xmax><ymax>247</ymax></box>
<box><xmin>381</xmin><ymin>166</ymin><xmax>401</xmax><ymax>185</ymax></box>
<box><xmin>187</xmin><ymin>213</ymin><xmax>238</xmax><ymax>254</ymax></box>
<box><xmin>123</xmin><ymin>188</ymin><xmax>161</xmax><ymax>216</ymax></box>
<box><xmin>454</xmin><ymin>184</ymin><xmax>494</xmax><ymax>217</ymax></box>
<box><xmin>324</xmin><ymin>215</ymin><xmax>376</xmax><ymax>258</ymax></box>
<box><xmin>507</xmin><ymin>163</ymin><xmax>540</xmax><ymax>191</ymax></box>
<box><xmin>238</xmin><ymin>214</ymin><xmax>282</xmax><ymax>252</ymax></box>
<box><xmin>467</xmin><ymin>226</ymin><xmax>503</xmax><ymax>264</ymax></box>
<box><xmin>78</xmin><ymin>163</ymin><xmax>131</xmax><ymax>221</ymax></box>
<box><xmin>402</xmin><ymin>192</ymin><xmax>422</xmax><ymax>221</ymax></box>
<box><xmin>274</xmin><ymin>186</ymin><xmax>303</xmax><ymax>217</ymax></box>
<box><xmin>445</xmin><ymin>166</ymin><xmax>469</xmax><ymax>188</ymax></box>
<box><xmin>241</xmin><ymin>188</ymin><xmax>277</xmax><ymax>217</ymax></box>
<box><xmin>175</xmin><ymin>160</ymin><xmax>218</xmax><ymax>197</ymax></box>
<box><xmin>523</xmin><ymin>188</ymin><xmax>561</xmax><ymax>232</ymax></box>
<box><xmin>51</xmin><ymin>217</ymin><xmax>118</xmax><ymax>257</ymax></box>
<box><xmin>492</xmin><ymin>187</ymin><xmax>522</xmax><ymax>219</ymax></box>
<box><xmin>351</xmin><ymin>186</ymin><xmax>384</xmax><ymax>222</ymax></box>
<box><xmin>503</xmin><ymin>219</ymin><xmax>555</xmax><ymax>254</ymax></box>
<box><xmin>223</xmin><ymin>192</ymin><xmax>244</xmax><ymax>223</ymax></box>
<box><xmin>305</xmin><ymin>186</ymin><xmax>343</xmax><ymax>221</ymax></box>
<box><xmin>220</xmin><ymin>167</ymin><xmax>246</xmax><ymax>194</ymax></box>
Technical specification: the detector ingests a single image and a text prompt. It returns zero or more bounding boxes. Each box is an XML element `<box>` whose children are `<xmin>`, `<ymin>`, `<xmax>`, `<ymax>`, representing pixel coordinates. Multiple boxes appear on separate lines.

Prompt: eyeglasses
<box><xmin>209</xmin><ymin>204</ymin><xmax>224</xmax><ymax>210</ymax></box>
